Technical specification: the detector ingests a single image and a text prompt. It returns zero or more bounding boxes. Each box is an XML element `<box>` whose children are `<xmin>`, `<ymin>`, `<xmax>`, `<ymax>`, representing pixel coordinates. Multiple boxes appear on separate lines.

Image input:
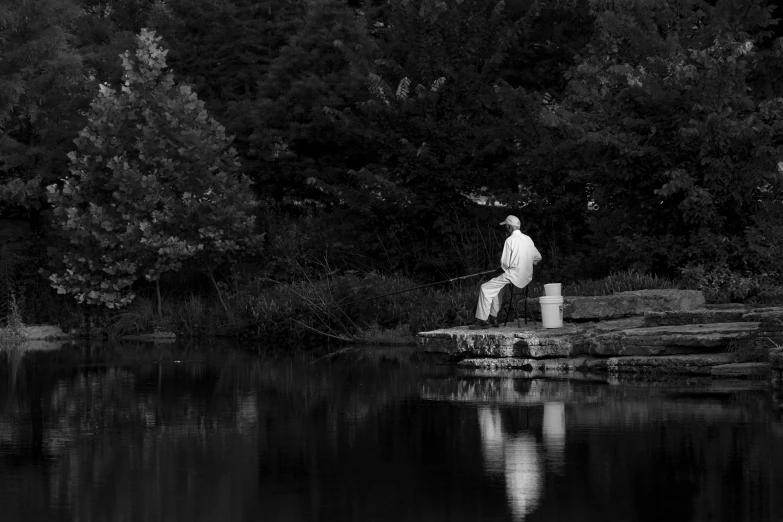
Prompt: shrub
<box><xmin>679</xmin><ymin>264</ymin><xmax>780</xmax><ymax>304</ymax></box>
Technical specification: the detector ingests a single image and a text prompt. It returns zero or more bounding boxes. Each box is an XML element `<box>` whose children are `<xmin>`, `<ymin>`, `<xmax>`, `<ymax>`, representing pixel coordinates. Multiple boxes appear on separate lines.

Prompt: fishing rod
<box><xmin>243</xmin><ymin>269</ymin><xmax>498</xmax><ymax>342</ymax></box>
<box><xmin>337</xmin><ymin>268</ymin><xmax>499</xmax><ymax>308</ymax></box>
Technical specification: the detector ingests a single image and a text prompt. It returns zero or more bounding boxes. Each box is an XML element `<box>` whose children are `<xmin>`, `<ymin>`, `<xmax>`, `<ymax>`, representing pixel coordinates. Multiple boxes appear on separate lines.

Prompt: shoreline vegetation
<box><xmin>3</xmin><ymin>269</ymin><xmax>782</xmax><ymax>350</ymax></box>
<box><xmin>2</xmin><ymin>1</ymin><xmax>782</xmax><ymax>351</ymax></box>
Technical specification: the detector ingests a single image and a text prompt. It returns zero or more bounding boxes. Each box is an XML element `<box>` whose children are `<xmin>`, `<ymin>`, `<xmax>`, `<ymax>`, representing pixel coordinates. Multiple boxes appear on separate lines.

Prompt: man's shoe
<box><xmin>488</xmin><ymin>316</ymin><xmax>499</xmax><ymax>327</ymax></box>
<box><xmin>469</xmin><ymin>319</ymin><xmax>490</xmax><ymax>330</ymax></box>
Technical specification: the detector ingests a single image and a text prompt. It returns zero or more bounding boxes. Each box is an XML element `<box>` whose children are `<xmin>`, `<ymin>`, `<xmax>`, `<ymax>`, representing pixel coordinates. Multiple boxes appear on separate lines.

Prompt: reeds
<box><xmin>562</xmin><ymin>269</ymin><xmax>675</xmax><ymax>296</ymax></box>
<box><xmin>93</xmin><ymin>268</ymin><xmax>685</xmax><ymax>346</ymax></box>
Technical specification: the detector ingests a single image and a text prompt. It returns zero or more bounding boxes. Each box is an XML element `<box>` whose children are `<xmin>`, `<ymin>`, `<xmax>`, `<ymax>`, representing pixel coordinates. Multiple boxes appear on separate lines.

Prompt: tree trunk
<box><xmin>156</xmin><ymin>279</ymin><xmax>163</xmax><ymax>319</ymax></box>
<box><xmin>208</xmin><ymin>271</ymin><xmax>230</xmax><ymax>317</ymax></box>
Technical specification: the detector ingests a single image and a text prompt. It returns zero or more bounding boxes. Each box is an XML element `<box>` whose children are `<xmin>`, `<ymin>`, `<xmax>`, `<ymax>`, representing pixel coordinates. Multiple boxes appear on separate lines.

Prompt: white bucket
<box><xmin>539</xmin><ymin>296</ymin><xmax>564</xmax><ymax>328</ymax></box>
<box><xmin>544</xmin><ymin>283</ymin><xmax>562</xmax><ymax>297</ymax></box>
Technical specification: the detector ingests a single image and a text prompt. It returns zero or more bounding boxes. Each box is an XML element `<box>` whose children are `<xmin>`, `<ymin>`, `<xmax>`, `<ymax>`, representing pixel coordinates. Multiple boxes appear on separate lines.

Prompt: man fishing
<box><xmin>470</xmin><ymin>215</ymin><xmax>542</xmax><ymax>329</ymax></box>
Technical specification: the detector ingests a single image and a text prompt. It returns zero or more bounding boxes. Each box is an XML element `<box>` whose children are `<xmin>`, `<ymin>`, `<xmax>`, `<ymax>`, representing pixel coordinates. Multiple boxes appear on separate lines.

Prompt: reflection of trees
<box><xmin>0</xmin><ymin>343</ymin><xmax>436</xmax><ymax>521</ymax></box>
<box><xmin>1</xmin><ymin>345</ymin><xmax>783</xmax><ymax>522</ymax></box>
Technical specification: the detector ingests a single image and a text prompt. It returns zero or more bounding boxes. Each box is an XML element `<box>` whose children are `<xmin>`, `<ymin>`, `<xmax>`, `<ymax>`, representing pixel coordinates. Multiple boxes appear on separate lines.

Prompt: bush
<box><xmin>679</xmin><ymin>264</ymin><xmax>781</xmax><ymax>304</ymax></box>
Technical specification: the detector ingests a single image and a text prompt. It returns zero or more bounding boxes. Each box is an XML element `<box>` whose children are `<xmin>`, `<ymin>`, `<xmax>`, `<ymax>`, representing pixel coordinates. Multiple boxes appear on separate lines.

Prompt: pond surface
<box><xmin>1</xmin><ymin>341</ymin><xmax>782</xmax><ymax>522</ymax></box>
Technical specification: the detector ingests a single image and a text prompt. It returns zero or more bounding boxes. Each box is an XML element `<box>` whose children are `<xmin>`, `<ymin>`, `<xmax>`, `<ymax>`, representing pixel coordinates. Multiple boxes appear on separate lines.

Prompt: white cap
<box><xmin>499</xmin><ymin>215</ymin><xmax>520</xmax><ymax>227</ymax></box>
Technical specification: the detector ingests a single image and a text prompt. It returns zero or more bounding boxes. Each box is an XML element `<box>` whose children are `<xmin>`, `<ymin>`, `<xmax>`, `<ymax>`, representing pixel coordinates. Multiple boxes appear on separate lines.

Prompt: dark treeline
<box><xmin>2</xmin><ymin>0</ymin><xmax>783</xmax><ymax>329</ymax></box>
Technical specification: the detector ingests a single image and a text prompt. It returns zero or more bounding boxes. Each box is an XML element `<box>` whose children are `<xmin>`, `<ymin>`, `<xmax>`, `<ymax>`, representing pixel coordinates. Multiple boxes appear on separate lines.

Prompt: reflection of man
<box><xmin>477</xmin><ymin>406</ymin><xmax>543</xmax><ymax>521</ymax></box>
<box><xmin>477</xmin><ymin>401</ymin><xmax>567</xmax><ymax>520</ymax></box>
<box><xmin>505</xmin><ymin>434</ymin><xmax>542</xmax><ymax>521</ymax></box>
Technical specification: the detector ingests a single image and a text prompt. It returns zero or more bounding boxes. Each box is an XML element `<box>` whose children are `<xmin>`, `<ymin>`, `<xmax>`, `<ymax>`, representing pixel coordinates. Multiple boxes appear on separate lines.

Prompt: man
<box><xmin>470</xmin><ymin>215</ymin><xmax>542</xmax><ymax>329</ymax></box>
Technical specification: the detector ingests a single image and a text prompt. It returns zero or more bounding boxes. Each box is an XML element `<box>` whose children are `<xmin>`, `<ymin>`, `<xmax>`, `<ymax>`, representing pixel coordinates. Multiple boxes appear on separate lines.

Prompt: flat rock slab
<box><xmin>744</xmin><ymin>308</ymin><xmax>783</xmax><ymax>327</ymax></box>
<box><xmin>0</xmin><ymin>340</ymin><xmax>68</xmax><ymax>351</ymax></box>
<box><xmin>711</xmin><ymin>363</ymin><xmax>770</xmax><ymax>378</ymax></box>
<box><xmin>644</xmin><ymin>303</ymin><xmax>783</xmax><ymax>326</ymax></box>
<box><xmin>418</xmin><ymin>324</ymin><xmax>584</xmax><ymax>358</ymax></box>
<box><xmin>20</xmin><ymin>325</ymin><xmax>70</xmax><ymax>340</ymax></box>
<box><xmin>585</xmin><ymin>322</ymin><xmax>759</xmax><ymax>356</ymax></box>
<box><xmin>563</xmin><ymin>289</ymin><xmax>705</xmax><ymax>321</ymax></box>
<box><xmin>121</xmin><ymin>332</ymin><xmax>177</xmax><ymax>342</ymax></box>
<box><xmin>418</xmin><ymin>320</ymin><xmax>757</xmax><ymax>358</ymax></box>
<box><xmin>605</xmin><ymin>353</ymin><xmax>735</xmax><ymax>375</ymax></box>
<box><xmin>770</xmin><ymin>348</ymin><xmax>783</xmax><ymax>370</ymax></box>
<box><xmin>644</xmin><ymin>309</ymin><xmax>750</xmax><ymax>327</ymax></box>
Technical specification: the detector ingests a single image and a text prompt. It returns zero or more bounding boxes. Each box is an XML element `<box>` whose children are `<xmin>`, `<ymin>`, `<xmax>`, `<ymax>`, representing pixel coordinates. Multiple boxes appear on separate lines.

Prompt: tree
<box><xmin>326</xmin><ymin>0</ymin><xmax>550</xmax><ymax>275</ymax></box>
<box><xmin>47</xmin><ymin>28</ymin><xmax>262</xmax><ymax>313</ymax></box>
<box><xmin>547</xmin><ymin>0</ymin><xmax>783</xmax><ymax>274</ymax></box>
<box><xmin>0</xmin><ymin>0</ymin><xmax>84</xmax><ymax>221</ymax></box>
<box><xmin>233</xmin><ymin>0</ymin><xmax>377</xmax><ymax>204</ymax></box>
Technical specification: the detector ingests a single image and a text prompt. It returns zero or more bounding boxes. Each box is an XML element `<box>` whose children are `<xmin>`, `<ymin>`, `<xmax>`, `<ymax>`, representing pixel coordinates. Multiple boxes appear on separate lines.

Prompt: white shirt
<box><xmin>501</xmin><ymin>230</ymin><xmax>542</xmax><ymax>288</ymax></box>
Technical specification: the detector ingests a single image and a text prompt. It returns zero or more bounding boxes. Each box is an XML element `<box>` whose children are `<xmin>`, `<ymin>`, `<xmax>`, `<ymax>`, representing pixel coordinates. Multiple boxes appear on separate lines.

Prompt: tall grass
<box><xmin>98</xmin><ymin>268</ymin><xmax>680</xmax><ymax>345</ymax></box>
<box><xmin>562</xmin><ymin>269</ymin><xmax>676</xmax><ymax>296</ymax></box>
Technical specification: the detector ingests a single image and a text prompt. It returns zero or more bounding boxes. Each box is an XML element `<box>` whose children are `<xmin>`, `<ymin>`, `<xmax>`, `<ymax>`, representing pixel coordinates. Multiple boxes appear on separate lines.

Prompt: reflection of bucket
<box><xmin>543</xmin><ymin>283</ymin><xmax>562</xmax><ymax>297</ymax></box>
<box><xmin>539</xmin><ymin>296</ymin><xmax>564</xmax><ymax>328</ymax></box>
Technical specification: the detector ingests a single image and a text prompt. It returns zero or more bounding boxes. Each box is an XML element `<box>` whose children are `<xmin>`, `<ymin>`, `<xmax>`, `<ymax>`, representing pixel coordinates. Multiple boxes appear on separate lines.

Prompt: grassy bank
<box><xmin>71</xmin><ymin>269</ymin><xmax>688</xmax><ymax>345</ymax></box>
<box><xmin>4</xmin><ymin>268</ymin><xmax>783</xmax><ymax>348</ymax></box>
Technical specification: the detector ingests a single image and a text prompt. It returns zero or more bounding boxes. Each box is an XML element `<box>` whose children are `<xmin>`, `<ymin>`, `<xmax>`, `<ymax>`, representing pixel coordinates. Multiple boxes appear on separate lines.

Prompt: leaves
<box><xmin>47</xmin><ymin>29</ymin><xmax>263</xmax><ymax>309</ymax></box>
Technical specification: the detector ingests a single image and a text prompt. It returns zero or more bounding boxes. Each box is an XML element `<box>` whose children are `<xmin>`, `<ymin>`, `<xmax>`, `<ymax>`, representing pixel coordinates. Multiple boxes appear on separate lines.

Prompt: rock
<box><xmin>585</xmin><ymin>322</ymin><xmax>758</xmax><ymax>356</ymax></box>
<box><xmin>644</xmin><ymin>309</ymin><xmax>749</xmax><ymax>327</ymax></box>
<box><xmin>418</xmin><ymin>324</ymin><xmax>585</xmax><ymax>358</ymax></box>
<box><xmin>605</xmin><ymin>353</ymin><xmax>735</xmax><ymax>375</ymax></box>
<box><xmin>770</xmin><ymin>348</ymin><xmax>783</xmax><ymax>370</ymax></box>
<box><xmin>121</xmin><ymin>331</ymin><xmax>177</xmax><ymax>342</ymax></box>
<box><xmin>746</xmin><ymin>308</ymin><xmax>783</xmax><ymax>354</ymax></box>
<box><xmin>20</xmin><ymin>325</ymin><xmax>70</xmax><ymax>340</ymax></box>
<box><xmin>563</xmin><ymin>289</ymin><xmax>705</xmax><ymax>321</ymax></box>
<box><xmin>419</xmin><ymin>318</ymin><xmax>757</xmax><ymax>359</ymax></box>
<box><xmin>710</xmin><ymin>362</ymin><xmax>770</xmax><ymax>378</ymax></box>
<box><xmin>16</xmin><ymin>340</ymin><xmax>67</xmax><ymax>351</ymax></box>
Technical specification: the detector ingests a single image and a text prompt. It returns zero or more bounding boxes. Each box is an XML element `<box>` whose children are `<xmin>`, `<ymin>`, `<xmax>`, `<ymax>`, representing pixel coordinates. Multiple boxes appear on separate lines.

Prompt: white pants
<box><xmin>475</xmin><ymin>273</ymin><xmax>512</xmax><ymax>321</ymax></box>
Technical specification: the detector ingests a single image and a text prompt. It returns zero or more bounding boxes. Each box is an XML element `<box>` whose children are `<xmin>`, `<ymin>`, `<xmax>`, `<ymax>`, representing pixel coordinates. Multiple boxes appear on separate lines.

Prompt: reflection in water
<box><xmin>478</xmin><ymin>407</ymin><xmax>505</xmax><ymax>475</ymax></box>
<box><xmin>478</xmin><ymin>404</ymin><xmax>560</xmax><ymax>521</ymax></box>
<box><xmin>542</xmin><ymin>402</ymin><xmax>566</xmax><ymax>474</ymax></box>
<box><xmin>504</xmin><ymin>434</ymin><xmax>542</xmax><ymax>521</ymax></box>
<box><xmin>1</xmin><ymin>344</ymin><xmax>783</xmax><ymax>522</ymax></box>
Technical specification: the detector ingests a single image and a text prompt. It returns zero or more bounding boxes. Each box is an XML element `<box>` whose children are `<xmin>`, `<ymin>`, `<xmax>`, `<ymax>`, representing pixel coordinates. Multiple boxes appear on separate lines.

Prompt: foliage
<box><xmin>727</xmin><ymin>337</ymin><xmax>769</xmax><ymax>363</ymax></box>
<box><xmin>548</xmin><ymin>0</ymin><xmax>783</xmax><ymax>274</ymax></box>
<box><xmin>47</xmin><ymin>29</ymin><xmax>263</xmax><ymax>309</ymax></box>
<box><xmin>353</xmin><ymin>0</ymin><xmax>543</xmax><ymax>216</ymax></box>
<box><xmin>0</xmin><ymin>0</ymin><xmax>85</xmax><ymax>215</ymax></box>
<box><xmin>157</xmin><ymin>0</ymin><xmax>308</xmax><ymax>115</ymax></box>
<box><xmin>678</xmin><ymin>264</ymin><xmax>780</xmax><ymax>303</ymax></box>
<box><xmin>236</xmin><ymin>0</ymin><xmax>376</xmax><ymax>203</ymax></box>
<box><xmin>563</xmin><ymin>269</ymin><xmax>677</xmax><ymax>296</ymax></box>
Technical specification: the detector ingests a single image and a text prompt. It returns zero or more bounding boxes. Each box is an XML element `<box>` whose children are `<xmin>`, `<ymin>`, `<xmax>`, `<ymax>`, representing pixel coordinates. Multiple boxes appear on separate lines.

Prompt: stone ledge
<box><xmin>770</xmin><ymin>348</ymin><xmax>783</xmax><ymax>370</ymax></box>
<box><xmin>711</xmin><ymin>362</ymin><xmax>770</xmax><ymax>378</ymax></box>
<box><xmin>644</xmin><ymin>309</ymin><xmax>749</xmax><ymax>327</ymax></box>
<box><xmin>418</xmin><ymin>324</ymin><xmax>584</xmax><ymax>358</ymax></box>
<box><xmin>121</xmin><ymin>332</ymin><xmax>177</xmax><ymax>342</ymax></box>
<box><xmin>605</xmin><ymin>353</ymin><xmax>734</xmax><ymax>375</ymax></box>
<box><xmin>585</xmin><ymin>322</ymin><xmax>759</xmax><ymax>357</ymax></box>
<box><xmin>20</xmin><ymin>325</ymin><xmax>71</xmax><ymax>340</ymax></box>
<box><xmin>419</xmin><ymin>321</ymin><xmax>757</xmax><ymax>359</ymax></box>
<box><xmin>562</xmin><ymin>289</ymin><xmax>705</xmax><ymax>321</ymax></box>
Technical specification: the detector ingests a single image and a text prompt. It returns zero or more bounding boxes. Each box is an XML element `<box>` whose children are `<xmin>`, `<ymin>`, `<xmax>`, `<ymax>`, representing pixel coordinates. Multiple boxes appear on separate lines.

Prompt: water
<box><xmin>1</xmin><ymin>341</ymin><xmax>782</xmax><ymax>522</ymax></box>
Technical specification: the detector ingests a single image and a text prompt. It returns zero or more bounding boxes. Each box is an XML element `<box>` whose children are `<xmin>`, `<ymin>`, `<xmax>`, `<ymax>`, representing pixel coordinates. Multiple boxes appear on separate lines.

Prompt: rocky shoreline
<box><xmin>417</xmin><ymin>290</ymin><xmax>783</xmax><ymax>384</ymax></box>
